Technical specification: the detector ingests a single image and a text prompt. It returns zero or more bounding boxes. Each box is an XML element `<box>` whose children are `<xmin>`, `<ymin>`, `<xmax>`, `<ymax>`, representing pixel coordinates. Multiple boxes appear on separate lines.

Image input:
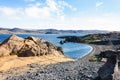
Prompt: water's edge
<box><xmin>78</xmin><ymin>44</ymin><xmax>93</xmax><ymax>59</ymax></box>
<box><xmin>0</xmin><ymin>34</ymin><xmax>92</xmax><ymax>59</ymax></box>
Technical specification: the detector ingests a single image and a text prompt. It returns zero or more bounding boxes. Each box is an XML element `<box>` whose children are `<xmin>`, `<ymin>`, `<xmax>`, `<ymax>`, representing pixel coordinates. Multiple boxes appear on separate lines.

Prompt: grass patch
<box><xmin>90</xmin><ymin>56</ymin><xmax>100</xmax><ymax>62</ymax></box>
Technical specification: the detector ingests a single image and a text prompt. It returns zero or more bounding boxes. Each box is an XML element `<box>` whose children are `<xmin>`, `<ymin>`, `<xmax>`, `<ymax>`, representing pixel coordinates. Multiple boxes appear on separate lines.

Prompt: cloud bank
<box><xmin>0</xmin><ymin>0</ymin><xmax>76</xmax><ymax>20</ymax></box>
<box><xmin>0</xmin><ymin>0</ymin><xmax>120</xmax><ymax>31</ymax></box>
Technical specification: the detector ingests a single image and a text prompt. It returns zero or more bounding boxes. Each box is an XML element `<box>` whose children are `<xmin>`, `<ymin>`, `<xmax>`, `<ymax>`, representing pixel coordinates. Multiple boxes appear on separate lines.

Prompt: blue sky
<box><xmin>0</xmin><ymin>0</ymin><xmax>120</xmax><ymax>31</ymax></box>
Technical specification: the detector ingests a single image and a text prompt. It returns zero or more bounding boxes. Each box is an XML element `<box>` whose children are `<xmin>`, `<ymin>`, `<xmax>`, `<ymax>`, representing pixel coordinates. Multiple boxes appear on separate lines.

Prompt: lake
<box><xmin>0</xmin><ymin>34</ymin><xmax>92</xmax><ymax>59</ymax></box>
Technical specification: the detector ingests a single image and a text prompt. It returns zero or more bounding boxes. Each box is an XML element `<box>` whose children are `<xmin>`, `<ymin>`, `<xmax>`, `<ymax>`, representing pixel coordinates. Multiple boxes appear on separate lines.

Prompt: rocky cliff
<box><xmin>0</xmin><ymin>35</ymin><xmax>63</xmax><ymax>57</ymax></box>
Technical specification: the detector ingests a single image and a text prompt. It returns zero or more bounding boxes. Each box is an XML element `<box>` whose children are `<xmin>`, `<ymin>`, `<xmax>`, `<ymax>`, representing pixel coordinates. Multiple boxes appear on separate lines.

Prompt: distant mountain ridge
<box><xmin>0</xmin><ymin>28</ymin><xmax>109</xmax><ymax>34</ymax></box>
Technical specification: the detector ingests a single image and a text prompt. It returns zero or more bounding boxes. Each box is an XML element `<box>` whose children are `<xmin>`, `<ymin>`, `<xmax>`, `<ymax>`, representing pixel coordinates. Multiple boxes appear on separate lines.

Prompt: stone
<box><xmin>0</xmin><ymin>35</ymin><xmax>24</xmax><ymax>56</ymax></box>
<box><xmin>0</xmin><ymin>35</ymin><xmax>64</xmax><ymax>57</ymax></box>
<box><xmin>98</xmin><ymin>54</ymin><xmax>120</xmax><ymax>80</ymax></box>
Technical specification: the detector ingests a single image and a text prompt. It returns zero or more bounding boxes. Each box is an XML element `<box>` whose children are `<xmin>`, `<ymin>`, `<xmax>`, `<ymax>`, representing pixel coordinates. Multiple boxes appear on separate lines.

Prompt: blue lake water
<box><xmin>0</xmin><ymin>34</ymin><xmax>92</xmax><ymax>59</ymax></box>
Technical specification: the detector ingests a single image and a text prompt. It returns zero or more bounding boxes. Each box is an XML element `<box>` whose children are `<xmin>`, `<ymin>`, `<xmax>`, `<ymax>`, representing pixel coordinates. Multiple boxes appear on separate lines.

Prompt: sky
<box><xmin>0</xmin><ymin>0</ymin><xmax>120</xmax><ymax>31</ymax></box>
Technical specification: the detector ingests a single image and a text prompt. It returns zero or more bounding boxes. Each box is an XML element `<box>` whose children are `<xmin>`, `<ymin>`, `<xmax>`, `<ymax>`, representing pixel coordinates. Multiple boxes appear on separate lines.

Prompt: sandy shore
<box><xmin>77</xmin><ymin>44</ymin><xmax>100</xmax><ymax>62</ymax></box>
<box><xmin>80</xmin><ymin>44</ymin><xmax>115</xmax><ymax>60</ymax></box>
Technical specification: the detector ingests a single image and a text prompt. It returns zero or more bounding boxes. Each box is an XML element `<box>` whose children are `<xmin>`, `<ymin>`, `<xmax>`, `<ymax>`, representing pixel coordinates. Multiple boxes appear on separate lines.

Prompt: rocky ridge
<box><xmin>0</xmin><ymin>35</ymin><xmax>63</xmax><ymax>57</ymax></box>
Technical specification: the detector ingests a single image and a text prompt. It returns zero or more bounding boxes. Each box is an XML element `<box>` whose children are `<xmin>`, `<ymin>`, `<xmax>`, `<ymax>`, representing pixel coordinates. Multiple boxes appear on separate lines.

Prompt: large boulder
<box><xmin>0</xmin><ymin>35</ymin><xmax>63</xmax><ymax>57</ymax></box>
<box><xmin>98</xmin><ymin>54</ymin><xmax>120</xmax><ymax>80</ymax></box>
<box><xmin>0</xmin><ymin>35</ymin><xmax>24</xmax><ymax>56</ymax></box>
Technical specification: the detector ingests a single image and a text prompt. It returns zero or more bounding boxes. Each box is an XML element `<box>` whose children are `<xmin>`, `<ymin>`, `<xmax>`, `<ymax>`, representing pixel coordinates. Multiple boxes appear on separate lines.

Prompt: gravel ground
<box><xmin>2</xmin><ymin>45</ymin><xmax>105</xmax><ymax>80</ymax></box>
<box><xmin>6</xmin><ymin>61</ymin><xmax>104</xmax><ymax>80</ymax></box>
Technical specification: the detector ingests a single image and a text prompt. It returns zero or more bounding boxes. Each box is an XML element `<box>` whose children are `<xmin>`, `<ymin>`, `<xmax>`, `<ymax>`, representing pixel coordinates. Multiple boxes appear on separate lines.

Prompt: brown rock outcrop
<box><xmin>98</xmin><ymin>54</ymin><xmax>120</xmax><ymax>80</ymax></box>
<box><xmin>0</xmin><ymin>35</ymin><xmax>63</xmax><ymax>57</ymax></box>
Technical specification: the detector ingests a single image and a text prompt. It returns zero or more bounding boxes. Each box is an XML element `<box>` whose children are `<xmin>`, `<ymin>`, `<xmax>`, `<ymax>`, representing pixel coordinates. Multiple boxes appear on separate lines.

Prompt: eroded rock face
<box><xmin>98</xmin><ymin>54</ymin><xmax>120</xmax><ymax>80</ymax></box>
<box><xmin>0</xmin><ymin>35</ymin><xmax>63</xmax><ymax>57</ymax></box>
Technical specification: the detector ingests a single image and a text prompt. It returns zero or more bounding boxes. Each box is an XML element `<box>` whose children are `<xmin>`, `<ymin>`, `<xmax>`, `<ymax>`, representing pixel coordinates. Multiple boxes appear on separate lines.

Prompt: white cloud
<box><xmin>96</xmin><ymin>1</ymin><xmax>103</xmax><ymax>7</ymax></box>
<box><xmin>47</xmin><ymin>0</ymin><xmax>57</xmax><ymax>11</ymax></box>
<box><xmin>103</xmin><ymin>13</ymin><xmax>113</xmax><ymax>17</ymax></box>
<box><xmin>35</xmin><ymin>2</ymin><xmax>42</xmax><ymax>6</ymax></box>
<box><xmin>0</xmin><ymin>7</ymin><xmax>17</xmax><ymax>16</ymax></box>
<box><xmin>4</xmin><ymin>0</ymin><xmax>120</xmax><ymax>31</ymax></box>
<box><xmin>58</xmin><ymin>1</ymin><xmax>77</xmax><ymax>11</ymax></box>
<box><xmin>0</xmin><ymin>0</ymin><xmax>76</xmax><ymax>20</ymax></box>
<box><xmin>0</xmin><ymin>0</ymin><xmax>78</xmax><ymax>29</ymax></box>
<box><xmin>25</xmin><ymin>6</ymin><xmax>50</xmax><ymax>18</ymax></box>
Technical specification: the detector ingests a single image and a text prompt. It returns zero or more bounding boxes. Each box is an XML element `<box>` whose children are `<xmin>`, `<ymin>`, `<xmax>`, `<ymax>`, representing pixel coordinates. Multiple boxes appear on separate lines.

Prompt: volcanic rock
<box><xmin>98</xmin><ymin>54</ymin><xmax>120</xmax><ymax>80</ymax></box>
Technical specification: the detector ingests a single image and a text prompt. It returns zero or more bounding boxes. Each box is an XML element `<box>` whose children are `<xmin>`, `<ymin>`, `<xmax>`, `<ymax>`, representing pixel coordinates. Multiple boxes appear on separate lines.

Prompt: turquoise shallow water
<box><xmin>0</xmin><ymin>34</ymin><xmax>92</xmax><ymax>59</ymax></box>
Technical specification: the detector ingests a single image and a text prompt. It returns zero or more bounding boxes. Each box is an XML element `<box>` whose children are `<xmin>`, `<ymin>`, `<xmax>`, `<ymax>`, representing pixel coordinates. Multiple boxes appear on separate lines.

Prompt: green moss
<box><xmin>91</xmin><ymin>56</ymin><xmax>99</xmax><ymax>61</ymax></box>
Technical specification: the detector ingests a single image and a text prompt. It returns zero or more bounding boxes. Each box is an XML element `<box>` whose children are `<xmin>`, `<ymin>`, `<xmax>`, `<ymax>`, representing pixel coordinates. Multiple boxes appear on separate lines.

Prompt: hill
<box><xmin>0</xmin><ymin>28</ymin><xmax>108</xmax><ymax>34</ymax></box>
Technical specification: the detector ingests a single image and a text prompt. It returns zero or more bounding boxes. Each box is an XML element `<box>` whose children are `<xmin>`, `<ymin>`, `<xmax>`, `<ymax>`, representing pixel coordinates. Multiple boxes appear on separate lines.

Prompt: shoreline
<box><xmin>0</xmin><ymin>44</ymin><xmax>98</xmax><ymax>80</ymax></box>
<box><xmin>62</xmin><ymin>42</ymin><xmax>94</xmax><ymax>60</ymax></box>
<box><xmin>1</xmin><ymin>44</ymin><xmax>105</xmax><ymax>80</ymax></box>
<box><xmin>78</xmin><ymin>44</ymin><xmax>93</xmax><ymax>59</ymax></box>
<box><xmin>0</xmin><ymin>34</ymin><xmax>94</xmax><ymax>60</ymax></box>
<box><xmin>4</xmin><ymin>44</ymin><xmax>104</xmax><ymax>80</ymax></box>
<box><xmin>79</xmin><ymin>44</ymin><xmax>98</xmax><ymax>60</ymax></box>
